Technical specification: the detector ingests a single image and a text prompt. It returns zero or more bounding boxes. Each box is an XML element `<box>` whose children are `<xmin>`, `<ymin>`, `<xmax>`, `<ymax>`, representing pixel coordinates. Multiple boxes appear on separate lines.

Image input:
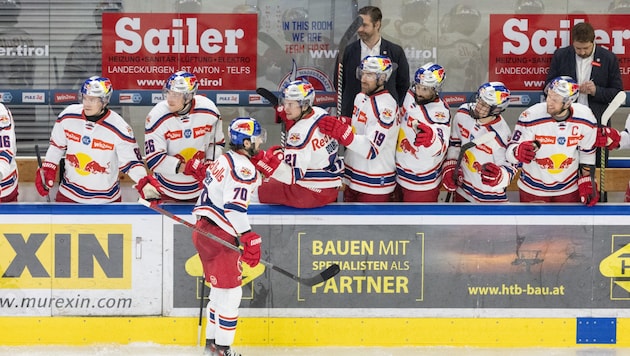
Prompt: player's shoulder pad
<box><xmin>570</xmin><ymin>103</ymin><xmax>597</xmax><ymax>124</ymax></box>
<box><xmin>227</xmin><ymin>151</ymin><xmax>258</xmax><ymax>183</ymax></box>
<box><xmin>193</xmin><ymin>95</ymin><xmax>220</xmax><ymax>111</ymax></box>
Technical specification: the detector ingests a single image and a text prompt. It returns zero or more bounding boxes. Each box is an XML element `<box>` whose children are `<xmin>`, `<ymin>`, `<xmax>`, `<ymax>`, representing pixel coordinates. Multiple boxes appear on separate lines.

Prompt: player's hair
<box><xmin>572</xmin><ymin>22</ymin><xmax>595</xmax><ymax>43</ymax></box>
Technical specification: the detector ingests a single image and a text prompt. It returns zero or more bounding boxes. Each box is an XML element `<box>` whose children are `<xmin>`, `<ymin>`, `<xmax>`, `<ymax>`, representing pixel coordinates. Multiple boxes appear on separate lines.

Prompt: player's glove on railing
<box><xmin>577</xmin><ymin>175</ymin><xmax>599</xmax><ymax>207</ymax></box>
<box><xmin>480</xmin><ymin>162</ymin><xmax>504</xmax><ymax>187</ymax></box>
<box><xmin>183</xmin><ymin>150</ymin><xmax>209</xmax><ymax>183</ymax></box>
<box><xmin>441</xmin><ymin>159</ymin><xmax>460</xmax><ymax>192</ymax></box>
<box><xmin>35</xmin><ymin>161</ymin><xmax>58</xmax><ymax>197</ymax></box>
<box><xmin>135</xmin><ymin>175</ymin><xmax>163</xmax><ymax>202</ymax></box>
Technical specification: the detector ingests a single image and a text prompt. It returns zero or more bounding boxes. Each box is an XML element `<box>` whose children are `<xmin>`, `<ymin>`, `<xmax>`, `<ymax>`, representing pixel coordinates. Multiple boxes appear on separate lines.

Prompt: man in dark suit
<box><xmin>546</xmin><ymin>22</ymin><xmax>623</xmax><ymax>123</ymax></box>
<box><xmin>337</xmin><ymin>6</ymin><xmax>409</xmax><ymax>117</ymax></box>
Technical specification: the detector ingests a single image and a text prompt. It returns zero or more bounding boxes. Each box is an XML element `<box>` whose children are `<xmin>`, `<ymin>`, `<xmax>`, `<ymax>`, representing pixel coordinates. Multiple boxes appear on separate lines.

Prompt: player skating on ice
<box><xmin>191</xmin><ymin>117</ymin><xmax>266</xmax><ymax>356</ymax></box>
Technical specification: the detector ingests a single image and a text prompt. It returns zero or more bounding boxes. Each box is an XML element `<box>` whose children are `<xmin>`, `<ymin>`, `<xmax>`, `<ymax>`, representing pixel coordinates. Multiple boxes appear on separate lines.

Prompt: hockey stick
<box><xmin>197</xmin><ymin>274</ymin><xmax>205</xmax><ymax>346</ymax></box>
<box><xmin>256</xmin><ymin>87</ymin><xmax>286</xmax><ymax>150</ymax></box>
<box><xmin>34</xmin><ymin>144</ymin><xmax>50</xmax><ymax>203</ymax></box>
<box><xmin>138</xmin><ymin>199</ymin><xmax>340</xmax><ymax>287</ymax></box>
<box><xmin>336</xmin><ymin>15</ymin><xmax>363</xmax><ymax>116</ymax></box>
<box><xmin>445</xmin><ymin>132</ymin><xmax>497</xmax><ymax>202</ymax></box>
<box><xmin>598</xmin><ymin>90</ymin><xmax>626</xmax><ymax>202</ymax></box>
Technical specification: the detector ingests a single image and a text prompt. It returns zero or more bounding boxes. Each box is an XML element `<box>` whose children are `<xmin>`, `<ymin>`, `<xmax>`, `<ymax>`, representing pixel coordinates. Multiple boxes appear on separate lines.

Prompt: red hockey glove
<box><xmin>266</xmin><ymin>145</ymin><xmax>284</xmax><ymax>160</ymax></box>
<box><xmin>240</xmin><ymin>231</ymin><xmax>262</xmax><ymax>267</ymax></box>
<box><xmin>254</xmin><ymin>149</ymin><xmax>282</xmax><ymax>177</ymax></box>
<box><xmin>414</xmin><ymin>121</ymin><xmax>435</xmax><ymax>147</ymax></box>
<box><xmin>318</xmin><ymin>115</ymin><xmax>354</xmax><ymax>146</ymax></box>
<box><xmin>595</xmin><ymin>127</ymin><xmax>621</xmax><ymax>150</ymax></box>
<box><xmin>480</xmin><ymin>162</ymin><xmax>503</xmax><ymax>187</ymax></box>
<box><xmin>577</xmin><ymin>176</ymin><xmax>599</xmax><ymax>207</ymax></box>
<box><xmin>625</xmin><ymin>182</ymin><xmax>630</xmax><ymax>203</ymax></box>
<box><xmin>183</xmin><ymin>151</ymin><xmax>209</xmax><ymax>182</ymax></box>
<box><xmin>441</xmin><ymin>159</ymin><xmax>460</xmax><ymax>192</ymax></box>
<box><xmin>35</xmin><ymin>161</ymin><xmax>58</xmax><ymax>197</ymax></box>
<box><xmin>514</xmin><ymin>140</ymin><xmax>538</xmax><ymax>164</ymax></box>
<box><xmin>135</xmin><ymin>175</ymin><xmax>163</xmax><ymax>202</ymax></box>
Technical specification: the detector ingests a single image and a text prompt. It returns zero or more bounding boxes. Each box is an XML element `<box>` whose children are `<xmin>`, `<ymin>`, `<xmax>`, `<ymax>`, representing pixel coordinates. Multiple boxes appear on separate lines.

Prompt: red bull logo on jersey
<box><xmin>66</xmin><ymin>153</ymin><xmax>111</xmax><ymax>175</ymax></box>
<box><xmin>535</xmin><ymin>154</ymin><xmax>575</xmax><ymax>174</ymax></box>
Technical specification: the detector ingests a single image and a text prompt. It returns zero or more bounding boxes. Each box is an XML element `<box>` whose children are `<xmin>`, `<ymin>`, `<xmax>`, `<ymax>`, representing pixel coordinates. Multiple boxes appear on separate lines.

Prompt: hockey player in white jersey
<box><xmin>35</xmin><ymin>76</ymin><xmax>162</xmax><ymax>203</ymax></box>
<box><xmin>445</xmin><ymin>81</ymin><xmax>517</xmax><ymax>202</ymax></box>
<box><xmin>144</xmin><ymin>71</ymin><xmax>224</xmax><ymax>201</ymax></box>
<box><xmin>0</xmin><ymin>103</ymin><xmax>18</xmax><ymax>202</ymax></box>
<box><xmin>395</xmin><ymin>62</ymin><xmax>450</xmax><ymax>202</ymax></box>
<box><xmin>253</xmin><ymin>80</ymin><xmax>343</xmax><ymax>208</ymax></box>
<box><xmin>191</xmin><ymin>117</ymin><xmax>264</xmax><ymax>356</ymax></box>
<box><xmin>506</xmin><ymin>76</ymin><xmax>599</xmax><ymax>206</ymax></box>
<box><xmin>319</xmin><ymin>55</ymin><xmax>399</xmax><ymax>202</ymax></box>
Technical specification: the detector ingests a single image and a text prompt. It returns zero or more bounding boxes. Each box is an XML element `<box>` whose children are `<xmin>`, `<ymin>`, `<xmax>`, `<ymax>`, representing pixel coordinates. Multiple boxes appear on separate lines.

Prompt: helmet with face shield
<box><xmin>356</xmin><ymin>55</ymin><xmax>393</xmax><ymax>85</ymax></box>
<box><xmin>80</xmin><ymin>76</ymin><xmax>113</xmax><ymax>105</ymax></box>
<box><xmin>544</xmin><ymin>76</ymin><xmax>579</xmax><ymax>105</ymax></box>
<box><xmin>473</xmin><ymin>81</ymin><xmax>511</xmax><ymax>117</ymax></box>
<box><xmin>412</xmin><ymin>62</ymin><xmax>445</xmax><ymax>92</ymax></box>
<box><xmin>164</xmin><ymin>71</ymin><xmax>198</xmax><ymax>102</ymax></box>
<box><xmin>279</xmin><ymin>80</ymin><xmax>315</xmax><ymax>109</ymax></box>
<box><xmin>229</xmin><ymin>117</ymin><xmax>266</xmax><ymax>149</ymax></box>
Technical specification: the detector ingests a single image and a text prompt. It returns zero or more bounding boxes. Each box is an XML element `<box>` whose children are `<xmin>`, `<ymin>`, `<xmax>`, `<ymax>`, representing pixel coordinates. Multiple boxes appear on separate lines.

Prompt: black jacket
<box><xmin>546</xmin><ymin>45</ymin><xmax>623</xmax><ymax>123</ymax></box>
<box><xmin>336</xmin><ymin>38</ymin><xmax>409</xmax><ymax>117</ymax></box>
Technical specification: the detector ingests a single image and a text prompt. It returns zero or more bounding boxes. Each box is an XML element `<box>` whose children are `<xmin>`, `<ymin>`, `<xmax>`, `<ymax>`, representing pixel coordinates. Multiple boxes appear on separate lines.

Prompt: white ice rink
<box><xmin>1</xmin><ymin>345</ymin><xmax>630</xmax><ymax>356</ymax></box>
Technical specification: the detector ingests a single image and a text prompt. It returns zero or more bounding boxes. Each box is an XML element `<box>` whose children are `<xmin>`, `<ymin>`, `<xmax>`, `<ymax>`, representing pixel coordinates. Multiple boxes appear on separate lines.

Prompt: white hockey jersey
<box><xmin>192</xmin><ymin>150</ymin><xmax>261</xmax><ymax>237</ymax></box>
<box><xmin>395</xmin><ymin>90</ymin><xmax>451</xmax><ymax>192</ymax></box>
<box><xmin>45</xmin><ymin>104</ymin><xmax>148</xmax><ymax>203</ymax></box>
<box><xmin>506</xmin><ymin>102</ymin><xmax>597</xmax><ymax>197</ymax></box>
<box><xmin>0</xmin><ymin>104</ymin><xmax>18</xmax><ymax>199</ymax></box>
<box><xmin>344</xmin><ymin>90</ymin><xmax>399</xmax><ymax>194</ymax></box>
<box><xmin>268</xmin><ymin>106</ymin><xmax>343</xmax><ymax>189</ymax></box>
<box><xmin>448</xmin><ymin>104</ymin><xmax>517</xmax><ymax>202</ymax></box>
<box><xmin>145</xmin><ymin>95</ymin><xmax>224</xmax><ymax>201</ymax></box>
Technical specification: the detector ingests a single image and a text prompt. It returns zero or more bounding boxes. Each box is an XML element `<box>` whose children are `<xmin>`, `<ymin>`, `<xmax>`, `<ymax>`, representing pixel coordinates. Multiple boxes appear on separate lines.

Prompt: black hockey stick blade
<box><xmin>256</xmin><ymin>87</ymin><xmax>279</xmax><ymax>106</ymax></box>
<box><xmin>337</xmin><ymin>16</ymin><xmax>363</xmax><ymax>61</ymax></box>
<box><xmin>139</xmin><ymin>199</ymin><xmax>339</xmax><ymax>287</ymax></box>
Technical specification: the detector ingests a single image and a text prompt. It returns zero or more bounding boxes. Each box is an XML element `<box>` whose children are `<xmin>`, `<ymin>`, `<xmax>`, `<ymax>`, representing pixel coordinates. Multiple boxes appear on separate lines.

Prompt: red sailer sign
<box><xmin>101</xmin><ymin>13</ymin><xmax>257</xmax><ymax>90</ymax></box>
<box><xmin>489</xmin><ymin>14</ymin><xmax>630</xmax><ymax>91</ymax></box>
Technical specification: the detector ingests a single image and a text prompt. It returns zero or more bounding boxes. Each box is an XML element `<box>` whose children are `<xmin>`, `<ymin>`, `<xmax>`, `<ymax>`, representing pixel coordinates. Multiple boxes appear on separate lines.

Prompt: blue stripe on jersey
<box><xmin>461</xmin><ymin>183</ymin><xmax>508</xmax><ymax>202</ymax></box>
<box><xmin>225</xmin><ymin>152</ymin><xmax>258</xmax><ymax>184</ymax></box>
<box><xmin>225</xmin><ymin>202</ymin><xmax>247</xmax><ymax>213</ymax></box>
<box><xmin>0</xmin><ymin>150</ymin><xmax>13</xmax><ymax>163</ymax></box>
<box><xmin>520</xmin><ymin>170</ymin><xmax>577</xmax><ymax>192</ymax></box>
<box><xmin>58</xmin><ymin>112</ymin><xmax>82</xmax><ymax>123</ymax></box>
<box><xmin>396</xmin><ymin>165</ymin><xmax>441</xmax><ymax>183</ymax></box>
<box><xmin>145</xmin><ymin>112</ymin><xmax>176</xmax><ymax>134</ymax></box>
<box><xmin>100</xmin><ymin>120</ymin><xmax>136</xmax><ymax>143</ymax></box>
<box><xmin>345</xmin><ymin>168</ymin><xmax>396</xmax><ymax>186</ymax></box>
<box><xmin>155</xmin><ymin>173</ymin><xmax>200</xmax><ymax>193</ymax></box>
<box><xmin>62</xmin><ymin>176</ymin><xmax>120</xmax><ymax>199</ymax></box>
<box><xmin>0</xmin><ymin>171</ymin><xmax>17</xmax><ymax>187</ymax></box>
<box><xmin>190</xmin><ymin>106</ymin><xmax>219</xmax><ymax>117</ymax></box>
<box><xmin>119</xmin><ymin>161</ymin><xmax>144</xmax><ymax>174</ymax></box>
<box><xmin>371</xmin><ymin>94</ymin><xmax>395</xmax><ymax>129</ymax></box>
<box><xmin>146</xmin><ymin>152</ymin><xmax>166</xmax><ymax>170</ymax></box>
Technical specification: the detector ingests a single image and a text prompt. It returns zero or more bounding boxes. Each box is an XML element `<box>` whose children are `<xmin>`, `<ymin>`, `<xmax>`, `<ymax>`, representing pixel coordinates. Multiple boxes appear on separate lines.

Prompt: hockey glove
<box><xmin>577</xmin><ymin>175</ymin><xmax>599</xmax><ymax>207</ymax></box>
<box><xmin>240</xmin><ymin>231</ymin><xmax>262</xmax><ymax>267</ymax></box>
<box><xmin>135</xmin><ymin>175</ymin><xmax>163</xmax><ymax>202</ymax></box>
<box><xmin>480</xmin><ymin>162</ymin><xmax>504</xmax><ymax>187</ymax></box>
<box><xmin>514</xmin><ymin>140</ymin><xmax>538</xmax><ymax>164</ymax></box>
<box><xmin>318</xmin><ymin>115</ymin><xmax>354</xmax><ymax>146</ymax></box>
<box><xmin>183</xmin><ymin>151</ymin><xmax>209</xmax><ymax>182</ymax></box>
<box><xmin>441</xmin><ymin>159</ymin><xmax>460</xmax><ymax>192</ymax></box>
<box><xmin>414</xmin><ymin>121</ymin><xmax>435</xmax><ymax>147</ymax></box>
<box><xmin>35</xmin><ymin>161</ymin><xmax>58</xmax><ymax>197</ymax></box>
<box><xmin>254</xmin><ymin>149</ymin><xmax>282</xmax><ymax>177</ymax></box>
<box><xmin>595</xmin><ymin>127</ymin><xmax>621</xmax><ymax>150</ymax></box>
<box><xmin>625</xmin><ymin>182</ymin><xmax>630</xmax><ymax>203</ymax></box>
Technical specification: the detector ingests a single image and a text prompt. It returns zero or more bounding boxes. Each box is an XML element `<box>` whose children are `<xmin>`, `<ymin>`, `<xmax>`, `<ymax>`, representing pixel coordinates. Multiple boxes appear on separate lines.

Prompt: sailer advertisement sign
<box><xmin>489</xmin><ymin>14</ymin><xmax>630</xmax><ymax>91</ymax></box>
<box><xmin>100</xmin><ymin>13</ymin><xmax>258</xmax><ymax>90</ymax></box>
